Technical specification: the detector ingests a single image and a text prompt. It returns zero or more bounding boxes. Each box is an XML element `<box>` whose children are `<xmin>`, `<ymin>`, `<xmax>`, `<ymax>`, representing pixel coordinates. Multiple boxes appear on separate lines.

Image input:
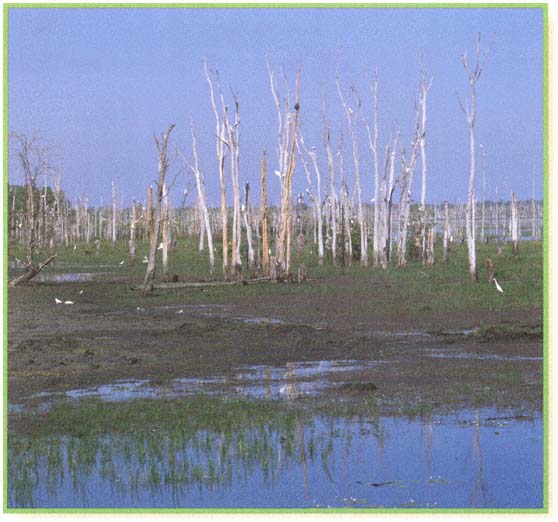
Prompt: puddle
<box><xmin>424</xmin><ymin>349</ymin><xmax>542</xmax><ymax>362</ymax></box>
<box><xmin>18</xmin><ymin>360</ymin><xmax>387</xmax><ymax>413</ymax></box>
<box><xmin>7</xmin><ymin>407</ymin><xmax>543</xmax><ymax>509</ymax></box>
<box><xmin>35</xmin><ymin>272</ymin><xmax>102</xmax><ymax>283</ymax></box>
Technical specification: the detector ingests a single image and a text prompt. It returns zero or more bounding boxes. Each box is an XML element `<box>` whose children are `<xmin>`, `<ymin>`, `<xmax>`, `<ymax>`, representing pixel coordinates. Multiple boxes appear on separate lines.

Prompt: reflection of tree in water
<box><xmin>8</xmin><ymin>399</ymin><xmax>385</xmax><ymax>508</ymax></box>
<box><xmin>470</xmin><ymin>409</ymin><xmax>488</xmax><ymax>507</ymax></box>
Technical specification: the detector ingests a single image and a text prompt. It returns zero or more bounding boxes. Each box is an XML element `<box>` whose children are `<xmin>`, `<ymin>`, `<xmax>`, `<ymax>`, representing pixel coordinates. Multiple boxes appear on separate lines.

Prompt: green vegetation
<box><xmin>8</xmin><ymin>238</ymin><xmax>543</xmax><ymax>314</ymax></box>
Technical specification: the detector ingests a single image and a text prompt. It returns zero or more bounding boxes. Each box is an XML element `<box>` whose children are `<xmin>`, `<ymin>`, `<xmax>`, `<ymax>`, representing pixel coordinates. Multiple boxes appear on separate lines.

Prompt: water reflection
<box><xmin>8</xmin><ymin>405</ymin><xmax>542</xmax><ymax>509</ymax></box>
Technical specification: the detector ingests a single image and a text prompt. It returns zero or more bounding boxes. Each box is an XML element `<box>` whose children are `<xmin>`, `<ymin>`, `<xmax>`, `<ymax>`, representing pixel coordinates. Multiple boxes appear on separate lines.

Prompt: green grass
<box><xmin>7</xmin><ymin>238</ymin><xmax>543</xmax><ymax>314</ymax></box>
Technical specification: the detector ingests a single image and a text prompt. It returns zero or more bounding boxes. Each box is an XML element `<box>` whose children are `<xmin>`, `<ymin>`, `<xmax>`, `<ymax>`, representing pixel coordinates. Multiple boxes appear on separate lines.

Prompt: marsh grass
<box><xmin>8</xmin><ymin>239</ymin><xmax>543</xmax><ymax>314</ymax></box>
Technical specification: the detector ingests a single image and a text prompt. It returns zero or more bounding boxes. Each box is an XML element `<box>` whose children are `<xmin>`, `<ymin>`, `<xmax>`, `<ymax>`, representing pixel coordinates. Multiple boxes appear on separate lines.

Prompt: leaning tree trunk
<box><xmin>143</xmin><ymin>124</ymin><xmax>175</xmax><ymax>295</ymax></box>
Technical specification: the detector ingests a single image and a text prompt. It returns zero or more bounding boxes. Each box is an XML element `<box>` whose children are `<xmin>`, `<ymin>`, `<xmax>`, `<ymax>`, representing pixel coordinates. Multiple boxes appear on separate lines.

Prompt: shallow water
<box><xmin>8</xmin><ymin>407</ymin><xmax>542</xmax><ymax>509</ymax></box>
<box><xmin>35</xmin><ymin>272</ymin><xmax>99</xmax><ymax>283</ymax></box>
<box><xmin>12</xmin><ymin>360</ymin><xmax>388</xmax><ymax>414</ymax></box>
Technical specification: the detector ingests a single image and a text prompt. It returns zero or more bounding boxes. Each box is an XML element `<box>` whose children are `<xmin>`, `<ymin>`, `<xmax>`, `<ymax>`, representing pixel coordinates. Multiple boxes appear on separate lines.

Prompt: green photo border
<box><xmin>2</xmin><ymin>1</ymin><xmax>550</xmax><ymax>515</ymax></box>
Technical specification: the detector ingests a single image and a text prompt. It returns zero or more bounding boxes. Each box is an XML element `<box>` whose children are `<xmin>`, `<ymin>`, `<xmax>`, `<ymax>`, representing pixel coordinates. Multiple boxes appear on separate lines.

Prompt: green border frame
<box><xmin>2</xmin><ymin>1</ymin><xmax>550</xmax><ymax>515</ymax></box>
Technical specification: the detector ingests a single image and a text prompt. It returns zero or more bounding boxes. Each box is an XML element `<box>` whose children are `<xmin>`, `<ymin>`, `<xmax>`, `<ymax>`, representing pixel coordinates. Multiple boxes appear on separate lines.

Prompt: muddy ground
<box><xmin>7</xmin><ymin>276</ymin><xmax>543</xmax><ymax>414</ymax></box>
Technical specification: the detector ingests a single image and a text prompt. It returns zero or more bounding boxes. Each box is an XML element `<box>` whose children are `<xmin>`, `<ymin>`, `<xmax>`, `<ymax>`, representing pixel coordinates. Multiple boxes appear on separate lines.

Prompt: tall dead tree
<box><xmin>511</xmin><ymin>191</ymin><xmax>519</xmax><ymax>256</ymax></box>
<box><xmin>181</xmin><ymin>122</ymin><xmax>215</xmax><ymax>273</ymax></box>
<box><xmin>130</xmin><ymin>197</ymin><xmax>137</xmax><ymax>265</ymax></box>
<box><xmin>323</xmin><ymin>91</ymin><xmax>338</xmax><ymax>265</ymax></box>
<box><xmin>397</xmin><ymin>101</ymin><xmax>422</xmax><ymax>268</ymax></box>
<box><xmin>385</xmin><ymin>132</ymin><xmax>399</xmax><ymax>264</ymax></box>
<box><xmin>222</xmin><ymin>91</ymin><xmax>242</xmax><ymax>276</ymax></box>
<box><xmin>418</xmin><ymin>68</ymin><xmax>433</xmax><ymax>263</ymax></box>
<box><xmin>111</xmin><ymin>180</ymin><xmax>117</xmax><ymax>247</ymax></box>
<box><xmin>458</xmin><ymin>33</ymin><xmax>489</xmax><ymax>282</ymax></box>
<box><xmin>269</xmin><ymin>64</ymin><xmax>301</xmax><ymax>278</ymax></box>
<box><xmin>9</xmin><ymin>133</ymin><xmax>57</xmax><ymax>287</ymax></box>
<box><xmin>261</xmin><ymin>150</ymin><xmax>270</xmax><ymax>275</ymax></box>
<box><xmin>243</xmin><ymin>182</ymin><xmax>255</xmax><ymax>270</ymax></box>
<box><xmin>161</xmin><ymin>181</ymin><xmax>170</xmax><ymax>275</ymax></box>
<box><xmin>361</xmin><ymin>72</ymin><xmax>380</xmax><ymax>266</ymax></box>
<box><xmin>143</xmin><ymin>124</ymin><xmax>175</xmax><ymax>295</ymax></box>
<box><xmin>298</xmin><ymin>131</ymin><xmax>324</xmax><ymax>265</ymax></box>
<box><xmin>204</xmin><ymin>60</ymin><xmax>229</xmax><ymax>277</ymax></box>
<box><xmin>337</xmin><ymin>72</ymin><xmax>367</xmax><ymax>266</ymax></box>
<box><xmin>443</xmin><ymin>200</ymin><xmax>451</xmax><ymax>263</ymax></box>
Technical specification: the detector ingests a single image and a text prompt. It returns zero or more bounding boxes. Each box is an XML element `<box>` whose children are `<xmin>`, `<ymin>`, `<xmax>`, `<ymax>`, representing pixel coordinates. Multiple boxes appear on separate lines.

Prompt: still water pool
<box><xmin>8</xmin><ymin>405</ymin><xmax>542</xmax><ymax>509</ymax></box>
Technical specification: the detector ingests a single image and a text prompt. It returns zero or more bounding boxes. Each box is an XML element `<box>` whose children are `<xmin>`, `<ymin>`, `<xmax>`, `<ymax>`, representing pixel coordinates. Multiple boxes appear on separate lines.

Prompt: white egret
<box><xmin>64</xmin><ymin>300</ymin><xmax>74</xmax><ymax>305</ymax></box>
<box><xmin>493</xmin><ymin>278</ymin><xmax>504</xmax><ymax>293</ymax></box>
<box><xmin>55</xmin><ymin>298</ymin><xmax>63</xmax><ymax>304</ymax></box>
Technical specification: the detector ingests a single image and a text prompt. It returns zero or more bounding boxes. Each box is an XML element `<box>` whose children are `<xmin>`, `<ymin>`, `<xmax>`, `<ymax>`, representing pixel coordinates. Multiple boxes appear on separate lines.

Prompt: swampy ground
<box><xmin>7</xmin><ymin>240</ymin><xmax>544</xmax><ymax>419</ymax></box>
<box><xmin>5</xmin><ymin>241</ymin><xmax>545</xmax><ymax>509</ymax></box>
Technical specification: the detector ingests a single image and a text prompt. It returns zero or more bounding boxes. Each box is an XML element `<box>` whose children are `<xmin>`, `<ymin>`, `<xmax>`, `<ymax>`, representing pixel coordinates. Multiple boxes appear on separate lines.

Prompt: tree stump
<box><xmin>297</xmin><ymin>264</ymin><xmax>307</xmax><ymax>284</ymax></box>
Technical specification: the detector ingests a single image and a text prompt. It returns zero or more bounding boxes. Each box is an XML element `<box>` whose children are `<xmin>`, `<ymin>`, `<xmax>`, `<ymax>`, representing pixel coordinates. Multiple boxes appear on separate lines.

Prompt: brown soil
<box><xmin>7</xmin><ymin>280</ymin><xmax>543</xmax><ymax>412</ymax></box>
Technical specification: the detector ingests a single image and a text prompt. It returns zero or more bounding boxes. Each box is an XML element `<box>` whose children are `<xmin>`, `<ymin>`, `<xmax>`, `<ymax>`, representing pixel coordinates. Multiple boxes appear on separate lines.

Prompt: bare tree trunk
<box><xmin>204</xmin><ymin>60</ymin><xmax>229</xmax><ymax>277</ymax></box>
<box><xmin>459</xmin><ymin>33</ymin><xmax>488</xmax><ymax>282</ymax></box>
<box><xmin>426</xmin><ymin>226</ymin><xmax>435</xmax><ymax>265</ymax></box>
<box><xmin>261</xmin><ymin>150</ymin><xmax>270</xmax><ymax>276</ymax></box>
<box><xmin>397</xmin><ymin>104</ymin><xmax>422</xmax><ymax>268</ymax></box>
<box><xmin>148</xmin><ymin>186</ymin><xmax>154</xmax><ymax>245</ymax></box>
<box><xmin>298</xmin><ymin>132</ymin><xmax>324</xmax><ymax>265</ymax></box>
<box><xmin>183</xmin><ymin>123</ymin><xmax>215</xmax><ymax>273</ymax></box>
<box><xmin>162</xmin><ymin>181</ymin><xmax>170</xmax><ymax>275</ymax></box>
<box><xmin>379</xmin><ymin>144</ymin><xmax>390</xmax><ymax>268</ymax></box>
<box><xmin>275</xmin><ymin>69</ymin><xmax>301</xmax><ymax>278</ymax></box>
<box><xmin>361</xmin><ymin>72</ymin><xmax>379</xmax><ymax>266</ymax></box>
<box><xmin>337</xmin><ymin>72</ymin><xmax>367</xmax><ymax>266</ymax></box>
<box><xmin>511</xmin><ymin>191</ymin><xmax>519</xmax><ymax>256</ymax></box>
<box><xmin>243</xmin><ymin>183</ymin><xmax>255</xmax><ymax>271</ymax></box>
<box><xmin>443</xmin><ymin>201</ymin><xmax>451</xmax><ymax>263</ymax></box>
<box><xmin>9</xmin><ymin>254</ymin><xmax>58</xmax><ymax>287</ymax></box>
<box><xmin>111</xmin><ymin>180</ymin><xmax>117</xmax><ymax>247</ymax></box>
<box><xmin>143</xmin><ymin>124</ymin><xmax>175</xmax><ymax>295</ymax></box>
<box><xmin>323</xmin><ymin>90</ymin><xmax>337</xmax><ymax>265</ymax></box>
<box><xmin>419</xmin><ymin>70</ymin><xmax>433</xmax><ymax>264</ymax></box>
<box><xmin>130</xmin><ymin>198</ymin><xmax>137</xmax><ymax>265</ymax></box>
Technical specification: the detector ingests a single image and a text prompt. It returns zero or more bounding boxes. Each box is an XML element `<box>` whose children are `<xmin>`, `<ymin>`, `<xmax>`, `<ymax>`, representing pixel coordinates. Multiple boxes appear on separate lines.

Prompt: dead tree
<box><xmin>378</xmin><ymin>143</ymin><xmax>390</xmax><ymax>268</ymax></box>
<box><xmin>458</xmin><ymin>33</ymin><xmax>489</xmax><ymax>282</ymax></box>
<box><xmin>418</xmin><ymin>68</ymin><xmax>433</xmax><ymax>263</ymax></box>
<box><xmin>181</xmin><ymin>122</ymin><xmax>215</xmax><ymax>273</ymax></box>
<box><xmin>222</xmin><ymin>91</ymin><xmax>242</xmax><ymax>276</ymax></box>
<box><xmin>511</xmin><ymin>191</ymin><xmax>519</xmax><ymax>256</ymax></box>
<box><xmin>269</xmin><ymin>64</ymin><xmax>301</xmax><ymax>278</ymax></box>
<box><xmin>204</xmin><ymin>60</ymin><xmax>229</xmax><ymax>277</ymax></box>
<box><xmin>243</xmin><ymin>182</ymin><xmax>255</xmax><ymax>270</ymax></box>
<box><xmin>161</xmin><ymin>181</ymin><xmax>170</xmax><ymax>275</ymax></box>
<box><xmin>111</xmin><ymin>180</ymin><xmax>117</xmax><ymax>247</ymax></box>
<box><xmin>143</xmin><ymin>124</ymin><xmax>175</xmax><ymax>295</ymax></box>
<box><xmin>130</xmin><ymin>197</ymin><xmax>137</xmax><ymax>265</ymax></box>
<box><xmin>9</xmin><ymin>133</ymin><xmax>59</xmax><ymax>286</ymax></box>
<box><xmin>397</xmin><ymin>101</ymin><xmax>422</xmax><ymax>268</ymax></box>
<box><xmin>323</xmin><ymin>88</ymin><xmax>338</xmax><ymax>265</ymax></box>
<box><xmin>385</xmin><ymin>133</ymin><xmax>399</xmax><ymax>264</ymax></box>
<box><xmin>261</xmin><ymin>150</ymin><xmax>270</xmax><ymax>275</ymax></box>
<box><xmin>297</xmin><ymin>131</ymin><xmax>324</xmax><ymax>265</ymax></box>
<box><xmin>361</xmin><ymin>71</ymin><xmax>380</xmax><ymax>266</ymax></box>
<box><xmin>337</xmin><ymin>72</ymin><xmax>367</xmax><ymax>266</ymax></box>
<box><xmin>443</xmin><ymin>200</ymin><xmax>451</xmax><ymax>263</ymax></box>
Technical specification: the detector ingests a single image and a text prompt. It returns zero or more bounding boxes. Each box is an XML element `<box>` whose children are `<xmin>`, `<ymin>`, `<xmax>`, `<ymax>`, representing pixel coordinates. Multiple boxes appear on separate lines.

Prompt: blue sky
<box><xmin>8</xmin><ymin>6</ymin><xmax>544</xmax><ymax>207</ymax></box>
